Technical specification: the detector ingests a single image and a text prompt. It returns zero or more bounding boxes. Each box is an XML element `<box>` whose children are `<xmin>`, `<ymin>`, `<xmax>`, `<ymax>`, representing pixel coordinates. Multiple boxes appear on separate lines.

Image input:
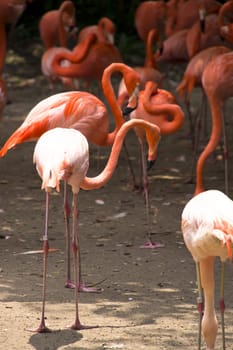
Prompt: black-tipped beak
<box><xmin>122</xmin><ymin>106</ymin><xmax>137</xmax><ymax>118</ymax></box>
<box><xmin>200</xmin><ymin>19</ymin><xmax>205</xmax><ymax>33</ymax></box>
<box><xmin>147</xmin><ymin>159</ymin><xmax>156</xmax><ymax>171</ymax></box>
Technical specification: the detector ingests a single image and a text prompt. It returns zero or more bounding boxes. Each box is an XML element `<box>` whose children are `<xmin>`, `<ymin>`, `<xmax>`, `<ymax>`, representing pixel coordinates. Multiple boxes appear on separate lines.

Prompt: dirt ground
<box><xmin>1</xmin><ymin>40</ymin><xmax>233</xmax><ymax>350</ymax></box>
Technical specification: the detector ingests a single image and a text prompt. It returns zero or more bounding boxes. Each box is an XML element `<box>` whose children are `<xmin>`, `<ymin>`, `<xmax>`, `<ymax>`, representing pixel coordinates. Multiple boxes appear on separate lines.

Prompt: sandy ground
<box><xmin>1</xmin><ymin>41</ymin><xmax>233</xmax><ymax>350</ymax></box>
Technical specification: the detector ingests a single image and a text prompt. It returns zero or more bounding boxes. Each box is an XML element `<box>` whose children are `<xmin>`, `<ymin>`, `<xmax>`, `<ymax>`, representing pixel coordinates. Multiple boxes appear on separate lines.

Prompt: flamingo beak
<box><xmin>122</xmin><ymin>85</ymin><xmax>139</xmax><ymax>118</ymax></box>
<box><xmin>199</xmin><ymin>8</ymin><xmax>206</xmax><ymax>33</ymax></box>
<box><xmin>147</xmin><ymin>159</ymin><xmax>156</xmax><ymax>171</ymax></box>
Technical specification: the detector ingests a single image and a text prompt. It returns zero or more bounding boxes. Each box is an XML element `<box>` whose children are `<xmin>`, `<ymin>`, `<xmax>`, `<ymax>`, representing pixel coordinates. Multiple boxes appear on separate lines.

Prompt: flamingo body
<box><xmin>78</xmin><ymin>17</ymin><xmax>115</xmax><ymax>44</ymax></box>
<box><xmin>181</xmin><ymin>189</ymin><xmax>233</xmax><ymax>350</ymax></box>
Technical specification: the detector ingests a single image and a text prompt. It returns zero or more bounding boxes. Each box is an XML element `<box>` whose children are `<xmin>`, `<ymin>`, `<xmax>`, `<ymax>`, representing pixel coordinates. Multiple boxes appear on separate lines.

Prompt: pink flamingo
<box><xmin>0</xmin><ymin>63</ymin><xmax>141</xmax><ymax>290</ymax></box>
<box><xmin>38</xmin><ymin>0</ymin><xmax>77</xmax><ymax>49</ymax></box>
<box><xmin>78</xmin><ymin>17</ymin><xmax>115</xmax><ymax>44</ymax></box>
<box><xmin>181</xmin><ymin>189</ymin><xmax>233</xmax><ymax>350</ymax></box>
<box><xmin>32</xmin><ymin>119</ymin><xmax>160</xmax><ymax>332</ymax></box>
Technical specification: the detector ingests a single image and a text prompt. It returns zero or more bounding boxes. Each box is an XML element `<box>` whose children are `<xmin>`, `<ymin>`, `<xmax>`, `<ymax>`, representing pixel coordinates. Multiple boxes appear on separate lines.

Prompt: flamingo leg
<box><xmin>196</xmin><ymin>262</ymin><xmax>204</xmax><ymax>350</ymax></box>
<box><xmin>123</xmin><ymin>140</ymin><xmax>137</xmax><ymax>191</ymax></box>
<box><xmin>219</xmin><ymin>261</ymin><xmax>226</xmax><ymax>350</ymax></box>
<box><xmin>64</xmin><ymin>182</ymin><xmax>73</xmax><ymax>289</ymax></box>
<box><xmin>70</xmin><ymin>192</ymin><xmax>83</xmax><ymax>330</ymax></box>
<box><xmin>64</xmin><ymin>183</ymin><xmax>102</xmax><ymax>293</ymax></box>
<box><xmin>139</xmin><ymin>140</ymin><xmax>163</xmax><ymax>249</ymax></box>
<box><xmin>29</xmin><ymin>191</ymin><xmax>51</xmax><ymax>333</ymax></box>
<box><xmin>222</xmin><ymin>110</ymin><xmax>229</xmax><ymax>196</ymax></box>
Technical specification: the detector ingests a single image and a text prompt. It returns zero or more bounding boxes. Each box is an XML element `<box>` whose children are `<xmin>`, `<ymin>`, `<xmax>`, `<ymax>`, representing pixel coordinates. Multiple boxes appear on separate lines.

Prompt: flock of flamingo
<box><xmin>1</xmin><ymin>1</ymin><xmax>233</xmax><ymax>349</ymax></box>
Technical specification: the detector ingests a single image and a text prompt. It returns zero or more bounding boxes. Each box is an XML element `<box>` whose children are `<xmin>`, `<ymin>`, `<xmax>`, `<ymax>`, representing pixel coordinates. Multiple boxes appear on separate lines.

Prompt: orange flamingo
<box><xmin>0</xmin><ymin>0</ymin><xmax>27</xmax><ymax>74</ymax></box>
<box><xmin>181</xmin><ymin>189</ymin><xmax>233</xmax><ymax>350</ymax></box>
<box><xmin>218</xmin><ymin>0</ymin><xmax>233</xmax><ymax>45</ymax></box>
<box><xmin>32</xmin><ymin>120</ymin><xmax>160</xmax><ymax>332</ymax></box>
<box><xmin>41</xmin><ymin>32</ymin><xmax>97</xmax><ymax>90</ymax></box>
<box><xmin>0</xmin><ymin>63</ymin><xmax>140</xmax><ymax>290</ymax></box>
<box><xmin>134</xmin><ymin>0</ymin><xmax>167</xmax><ymax>41</ymax></box>
<box><xmin>78</xmin><ymin>17</ymin><xmax>115</xmax><ymax>44</ymax></box>
<box><xmin>165</xmin><ymin>0</ymin><xmax>221</xmax><ymax>37</ymax></box>
<box><xmin>117</xmin><ymin>28</ymin><xmax>164</xmax><ymax>109</ymax></box>
<box><xmin>50</xmin><ymin>32</ymin><xmax>122</xmax><ymax>91</ymax></box>
<box><xmin>195</xmin><ymin>51</ymin><xmax>233</xmax><ymax>196</ymax></box>
<box><xmin>176</xmin><ymin>45</ymin><xmax>231</xmax><ymax>145</ymax></box>
<box><xmin>125</xmin><ymin>81</ymin><xmax>184</xmax><ymax>247</ymax></box>
<box><xmin>38</xmin><ymin>0</ymin><xmax>77</xmax><ymax>49</ymax></box>
<box><xmin>0</xmin><ymin>63</ymin><xmax>138</xmax><ymax>156</ymax></box>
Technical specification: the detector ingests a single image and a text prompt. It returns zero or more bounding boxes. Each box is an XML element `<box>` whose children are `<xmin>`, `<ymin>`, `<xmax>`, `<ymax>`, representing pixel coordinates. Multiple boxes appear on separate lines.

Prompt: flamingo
<box><xmin>165</xmin><ymin>0</ymin><xmax>221</xmax><ymax>37</ymax></box>
<box><xmin>38</xmin><ymin>0</ymin><xmax>77</xmax><ymax>49</ymax></box>
<box><xmin>78</xmin><ymin>17</ymin><xmax>116</xmax><ymax>44</ymax></box>
<box><xmin>124</xmin><ymin>81</ymin><xmax>184</xmax><ymax>247</ymax></box>
<box><xmin>0</xmin><ymin>0</ymin><xmax>27</xmax><ymax>74</ymax></box>
<box><xmin>218</xmin><ymin>0</ymin><xmax>233</xmax><ymax>46</ymax></box>
<box><xmin>32</xmin><ymin>119</ymin><xmax>160</xmax><ymax>332</ymax></box>
<box><xmin>49</xmin><ymin>32</ymin><xmax>122</xmax><ymax>91</ymax></box>
<box><xmin>41</xmin><ymin>32</ymin><xmax>98</xmax><ymax>90</ymax></box>
<box><xmin>0</xmin><ymin>62</ymin><xmax>141</xmax><ymax>290</ymax></box>
<box><xmin>181</xmin><ymin>189</ymin><xmax>233</xmax><ymax>350</ymax></box>
<box><xmin>117</xmin><ymin>28</ymin><xmax>164</xmax><ymax>109</ymax></box>
<box><xmin>176</xmin><ymin>45</ymin><xmax>231</xmax><ymax>149</ymax></box>
<box><xmin>134</xmin><ymin>0</ymin><xmax>167</xmax><ymax>41</ymax></box>
<box><xmin>195</xmin><ymin>51</ymin><xmax>233</xmax><ymax>196</ymax></box>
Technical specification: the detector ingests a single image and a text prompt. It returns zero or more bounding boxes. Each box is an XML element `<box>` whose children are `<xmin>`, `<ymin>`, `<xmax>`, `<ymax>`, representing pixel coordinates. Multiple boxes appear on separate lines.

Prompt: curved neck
<box><xmin>52</xmin><ymin>34</ymin><xmax>97</xmax><ymax>76</ymax></box>
<box><xmin>195</xmin><ymin>96</ymin><xmax>223</xmax><ymax>195</ymax></box>
<box><xmin>101</xmin><ymin>64</ymin><xmax>129</xmax><ymax>142</ymax></box>
<box><xmin>144</xmin><ymin>29</ymin><xmax>159</xmax><ymax>69</ymax></box>
<box><xmin>58</xmin><ymin>7</ymin><xmax>67</xmax><ymax>47</ymax></box>
<box><xmin>80</xmin><ymin>119</ymin><xmax>160</xmax><ymax>190</ymax></box>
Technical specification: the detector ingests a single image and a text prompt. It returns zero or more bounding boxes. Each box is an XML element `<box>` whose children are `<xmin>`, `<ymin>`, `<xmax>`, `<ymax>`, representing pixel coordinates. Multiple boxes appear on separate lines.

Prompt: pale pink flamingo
<box><xmin>0</xmin><ymin>63</ymin><xmax>141</xmax><ymax>290</ymax></box>
<box><xmin>32</xmin><ymin>119</ymin><xmax>160</xmax><ymax>332</ymax></box>
<box><xmin>181</xmin><ymin>189</ymin><xmax>233</xmax><ymax>350</ymax></box>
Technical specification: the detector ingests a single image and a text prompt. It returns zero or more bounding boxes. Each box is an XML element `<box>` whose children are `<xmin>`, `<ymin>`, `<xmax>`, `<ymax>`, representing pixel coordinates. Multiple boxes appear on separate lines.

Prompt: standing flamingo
<box><xmin>32</xmin><ymin>119</ymin><xmax>160</xmax><ymax>332</ymax></box>
<box><xmin>78</xmin><ymin>17</ymin><xmax>116</xmax><ymax>44</ymax></box>
<box><xmin>38</xmin><ymin>0</ymin><xmax>77</xmax><ymax>49</ymax></box>
<box><xmin>176</xmin><ymin>45</ymin><xmax>231</xmax><ymax>147</ymax></box>
<box><xmin>195</xmin><ymin>51</ymin><xmax>233</xmax><ymax>196</ymax></box>
<box><xmin>0</xmin><ymin>63</ymin><xmax>140</xmax><ymax>290</ymax></box>
<box><xmin>124</xmin><ymin>81</ymin><xmax>184</xmax><ymax>247</ymax></box>
<box><xmin>181</xmin><ymin>189</ymin><xmax>233</xmax><ymax>350</ymax></box>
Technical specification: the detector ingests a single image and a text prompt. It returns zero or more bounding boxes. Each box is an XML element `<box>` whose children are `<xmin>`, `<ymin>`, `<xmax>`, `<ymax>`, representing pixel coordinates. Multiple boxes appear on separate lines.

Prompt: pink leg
<box><xmin>138</xmin><ymin>140</ymin><xmax>164</xmax><ymax>249</ymax></box>
<box><xmin>64</xmin><ymin>183</ymin><xmax>103</xmax><ymax>293</ymax></box>
<box><xmin>27</xmin><ymin>191</ymin><xmax>51</xmax><ymax>333</ymax></box>
<box><xmin>70</xmin><ymin>193</ymin><xmax>98</xmax><ymax>329</ymax></box>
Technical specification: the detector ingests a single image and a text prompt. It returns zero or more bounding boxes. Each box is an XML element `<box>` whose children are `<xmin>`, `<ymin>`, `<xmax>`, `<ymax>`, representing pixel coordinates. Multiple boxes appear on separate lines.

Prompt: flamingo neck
<box><xmin>80</xmin><ymin>119</ymin><xmax>160</xmax><ymax>190</ymax></box>
<box><xmin>195</xmin><ymin>97</ymin><xmax>223</xmax><ymax>195</ymax></box>
<box><xmin>101</xmin><ymin>65</ymin><xmax>125</xmax><ymax>133</ymax></box>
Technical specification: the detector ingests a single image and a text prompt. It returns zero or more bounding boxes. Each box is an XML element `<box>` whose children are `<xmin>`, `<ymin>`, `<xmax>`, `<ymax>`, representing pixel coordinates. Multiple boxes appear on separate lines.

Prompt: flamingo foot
<box><xmin>65</xmin><ymin>280</ymin><xmax>103</xmax><ymax>293</ymax></box>
<box><xmin>70</xmin><ymin>322</ymin><xmax>99</xmax><ymax>330</ymax></box>
<box><xmin>78</xmin><ymin>281</ymin><xmax>103</xmax><ymax>293</ymax></box>
<box><xmin>140</xmin><ymin>240</ymin><xmax>165</xmax><ymax>249</ymax></box>
<box><xmin>26</xmin><ymin>322</ymin><xmax>52</xmax><ymax>333</ymax></box>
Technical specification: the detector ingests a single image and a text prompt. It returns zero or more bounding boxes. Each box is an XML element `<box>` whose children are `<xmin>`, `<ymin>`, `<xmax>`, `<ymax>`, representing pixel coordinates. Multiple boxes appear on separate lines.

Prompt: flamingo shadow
<box><xmin>29</xmin><ymin>329</ymin><xmax>83</xmax><ymax>350</ymax></box>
